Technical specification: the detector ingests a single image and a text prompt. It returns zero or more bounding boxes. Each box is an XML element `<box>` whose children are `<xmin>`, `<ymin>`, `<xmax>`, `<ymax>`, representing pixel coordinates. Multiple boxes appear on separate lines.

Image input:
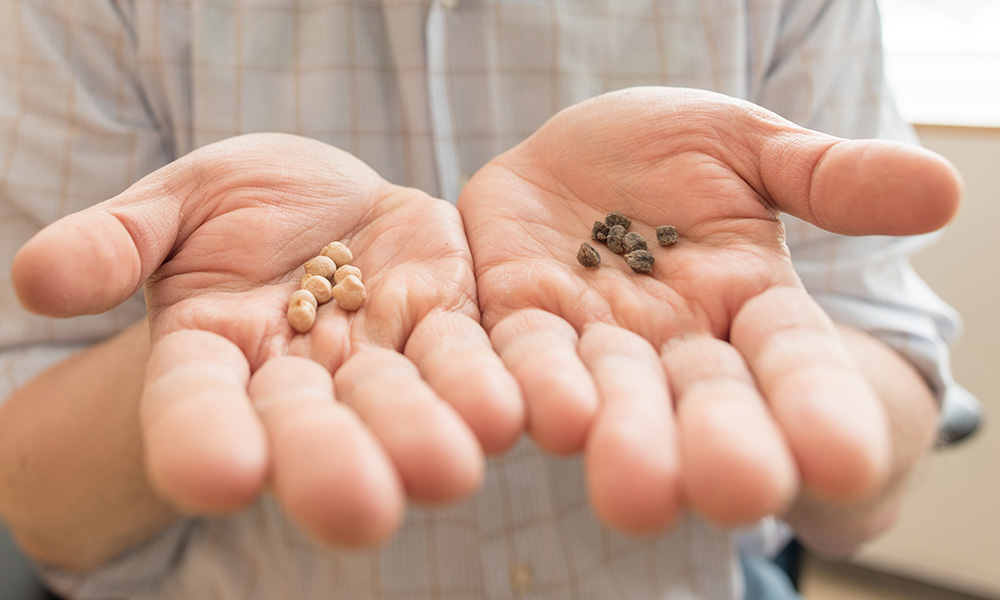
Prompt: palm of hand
<box><xmin>460</xmin><ymin>88</ymin><xmax>892</xmax><ymax>532</ymax></box>
<box><xmin>143</xmin><ymin>168</ymin><xmax>468</xmax><ymax>369</ymax></box>
<box><xmin>15</xmin><ymin>91</ymin><xmax>959</xmax><ymax>546</ymax></box>
<box><xmin>16</xmin><ymin>134</ymin><xmax>522</xmax><ymax>546</ymax></box>
<box><xmin>465</xmin><ymin>135</ymin><xmax>790</xmax><ymax>343</ymax></box>
<box><xmin>146</xmin><ymin>170</ymin><xmax>509</xmax><ymax>536</ymax></box>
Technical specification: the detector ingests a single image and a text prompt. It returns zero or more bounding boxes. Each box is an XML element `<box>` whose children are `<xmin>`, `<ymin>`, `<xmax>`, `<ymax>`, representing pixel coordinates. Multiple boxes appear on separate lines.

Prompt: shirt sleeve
<box><xmin>752</xmin><ymin>0</ymin><xmax>979</xmax><ymax>446</ymax></box>
<box><xmin>0</xmin><ymin>0</ymin><xmax>170</xmax><ymax>387</ymax></box>
<box><xmin>0</xmin><ymin>0</ymin><xmax>184</xmax><ymax>594</ymax></box>
<box><xmin>34</xmin><ymin>521</ymin><xmax>196</xmax><ymax>600</ymax></box>
<box><xmin>0</xmin><ymin>0</ymin><xmax>173</xmax><ymax>352</ymax></box>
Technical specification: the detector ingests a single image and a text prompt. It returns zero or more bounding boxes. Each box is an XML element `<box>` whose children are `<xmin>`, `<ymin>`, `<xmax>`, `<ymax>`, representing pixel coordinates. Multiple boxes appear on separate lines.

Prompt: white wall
<box><xmin>857</xmin><ymin>125</ymin><xmax>1000</xmax><ymax>598</ymax></box>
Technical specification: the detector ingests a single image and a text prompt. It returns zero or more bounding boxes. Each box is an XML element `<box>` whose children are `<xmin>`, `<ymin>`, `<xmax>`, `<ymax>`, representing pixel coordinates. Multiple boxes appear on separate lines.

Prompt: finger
<box><xmin>490</xmin><ymin>309</ymin><xmax>600</xmax><ymax>455</ymax></box>
<box><xmin>579</xmin><ymin>324</ymin><xmax>681</xmax><ymax>533</ymax></box>
<box><xmin>249</xmin><ymin>356</ymin><xmax>404</xmax><ymax>546</ymax></box>
<box><xmin>730</xmin><ymin>286</ymin><xmax>891</xmax><ymax>502</ymax></box>
<box><xmin>141</xmin><ymin>330</ymin><xmax>268</xmax><ymax>513</ymax></box>
<box><xmin>748</xmin><ymin>118</ymin><xmax>962</xmax><ymax>235</ymax></box>
<box><xmin>662</xmin><ymin>334</ymin><xmax>797</xmax><ymax>526</ymax></box>
<box><xmin>404</xmin><ymin>310</ymin><xmax>525</xmax><ymax>454</ymax></box>
<box><xmin>11</xmin><ymin>148</ymin><xmax>219</xmax><ymax>318</ymax></box>
<box><xmin>11</xmin><ymin>200</ymin><xmax>172</xmax><ymax>317</ymax></box>
<box><xmin>333</xmin><ymin>347</ymin><xmax>484</xmax><ymax>503</ymax></box>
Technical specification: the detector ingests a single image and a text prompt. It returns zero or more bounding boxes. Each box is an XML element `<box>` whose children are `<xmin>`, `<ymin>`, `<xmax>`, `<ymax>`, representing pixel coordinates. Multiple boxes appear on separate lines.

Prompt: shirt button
<box><xmin>509</xmin><ymin>562</ymin><xmax>534</xmax><ymax>594</ymax></box>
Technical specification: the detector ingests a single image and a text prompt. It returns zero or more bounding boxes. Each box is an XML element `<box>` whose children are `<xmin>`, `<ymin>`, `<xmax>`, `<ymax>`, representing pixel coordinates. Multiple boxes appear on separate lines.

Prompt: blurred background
<box><xmin>1</xmin><ymin>1</ymin><xmax>997</xmax><ymax>599</ymax></box>
<box><xmin>804</xmin><ymin>0</ymin><xmax>999</xmax><ymax>598</ymax></box>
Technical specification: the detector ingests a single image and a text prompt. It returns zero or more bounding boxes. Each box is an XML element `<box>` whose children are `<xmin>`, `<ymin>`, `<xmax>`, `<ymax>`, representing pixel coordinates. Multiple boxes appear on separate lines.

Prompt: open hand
<box><xmin>458</xmin><ymin>87</ymin><xmax>961</xmax><ymax>533</ymax></box>
<box><xmin>12</xmin><ymin>133</ymin><xmax>522</xmax><ymax>546</ymax></box>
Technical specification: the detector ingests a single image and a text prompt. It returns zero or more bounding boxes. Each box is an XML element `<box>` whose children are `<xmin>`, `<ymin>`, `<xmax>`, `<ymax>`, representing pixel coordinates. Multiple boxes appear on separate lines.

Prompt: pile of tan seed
<box><xmin>577</xmin><ymin>211</ymin><xmax>678</xmax><ymax>274</ymax></box>
<box><xmin>287</xmin><ymin>241</ymin><xmax>367</xmax><ymax>333</ymax></box>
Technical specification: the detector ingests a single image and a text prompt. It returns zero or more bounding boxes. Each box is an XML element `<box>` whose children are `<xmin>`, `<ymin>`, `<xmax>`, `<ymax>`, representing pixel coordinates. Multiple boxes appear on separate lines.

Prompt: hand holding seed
<box><xmin>459</xmin><ymin>87</ymin><xmax>961</xmax><ymax>537</ymax></box>
<box><xmin>13</xmin><ymin>133</ymin><xmax>522</xmax><ymax>547</ymax></box>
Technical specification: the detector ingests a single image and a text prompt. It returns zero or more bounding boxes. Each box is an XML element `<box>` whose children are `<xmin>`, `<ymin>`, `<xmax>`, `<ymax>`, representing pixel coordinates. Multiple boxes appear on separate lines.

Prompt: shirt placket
<box><xmin>476</xmin><ymin>439</ymin><xmax>580</xmax><ymax>599</ymax></box>
<box><xmin>424</xmin><ymin>0</ymin><xmax>465</xmax><ymax>203</ymax></box>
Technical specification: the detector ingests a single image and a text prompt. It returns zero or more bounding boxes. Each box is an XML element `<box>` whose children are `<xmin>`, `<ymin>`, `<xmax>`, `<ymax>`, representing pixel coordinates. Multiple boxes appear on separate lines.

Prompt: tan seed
<box><xmin>287</xmin><ymin>297</ymin><xmax>317</xmax><ymax>333</ymax></box>
<box><xmin>301</xmin><ymin>274</ymin><xmax>333</xmax><ymax>304</ymax></box>
<box><xmin>320</xmin><ymin>241</ymin><xmax>354</xmax><ymax>268</ymax></box>
<box><xmin>304</xmin><ymin>255</ymin><xmax>337</xmax><ymax>279</ymax></box>
<box><xmin>289</xmin><ymin>288</ymin><xmax>318</xmax><ymax>309</ymax></box>
<box><xmin>332</xmin><ymin>274</ymin><xmax>367</xmax><ymax>311</ymax></box>
<box><xmin>333</xmin><ymin>264</ymin><xmax>362</xmax><ymax>284</ymax></box>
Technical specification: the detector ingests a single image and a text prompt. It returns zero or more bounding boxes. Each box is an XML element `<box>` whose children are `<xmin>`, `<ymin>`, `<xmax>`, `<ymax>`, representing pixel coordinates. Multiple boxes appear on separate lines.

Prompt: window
<box><xmin>879</xmin><ymin>0</ymin><xmax>1000</xmax><ymax>127</ymax></box>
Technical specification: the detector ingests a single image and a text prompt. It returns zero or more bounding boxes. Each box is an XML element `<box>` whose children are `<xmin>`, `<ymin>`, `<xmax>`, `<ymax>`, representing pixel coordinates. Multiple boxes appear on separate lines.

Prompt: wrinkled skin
<box><xmin>13</xmin><ymin>134</ymin><xmax>523</xmax><ymax>546</ymax></box>
<box><xmin>459</xmin><ymin>87</ymin><xmax>961</xmax><ymax>532</ymax></box>
<box><xmin>12</xmin><ymin>87</ymin><xmax>961</xmax><ymax>548</ymax></box>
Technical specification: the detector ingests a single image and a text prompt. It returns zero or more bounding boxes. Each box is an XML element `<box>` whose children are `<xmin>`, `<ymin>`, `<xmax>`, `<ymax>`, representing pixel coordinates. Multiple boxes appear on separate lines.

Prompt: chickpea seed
<box><xmin>304</xmin><ymin>255</ymin><xmax>337</xmax><ymax>279</ymax></box>
<box><xmin>287</xmin><ymin>294</ymin><xmax>318</xmax><ymax>333</ymax></box>
<box><xmin>333</xmin><ymin>264</ymin><xmax>362</xmax><ymax>284</ymax></box>
<box><xmin>332</xmin><ymin>274</ymin><xmax>367</xmax><ymax>311</ymax></box>
<box><xmin>289</xmin><ymin>288</ymin><xmax>318</xmax><ymax>309</ymax></box>
<box><xmin>301</xmin><ymin>274</ymin><xmax>333</xmax><ymax>304</ymax></box>
<box><xmin>320</xmin><ymin>241</ymin><xmax>354</xmax><ymax>268</ymax></box>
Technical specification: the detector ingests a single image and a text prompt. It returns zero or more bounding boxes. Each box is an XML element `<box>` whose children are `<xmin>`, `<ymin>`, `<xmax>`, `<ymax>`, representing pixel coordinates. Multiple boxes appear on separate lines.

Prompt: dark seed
<box><xmin>577</xmin><ymin>242</ymin><xmax>602</xmax><ymax>268</ymax></box>
<box><xmin>623</xmin><ymin>231</ymin><xmax>648</xmax><ymax>253</ymax></box>
<box><xmin>605</xmin><ymin>211</ymin><xmax>631</xmax><ymax>230</ymax></box>
<box><xmin>656</xmin><ymin>225</ymin><xmax>679</xmax><ymax>246</ymax></box>
<box><xmin>592</xmin><ymin>220</ymin><xmax>610</xmax><ymax>242</ymax></box>
<box><xmin>606</xmin><ymin>224</ymin><xmax>627</xmax><ymax>254</ymax></box>
<box><xmin>624</xmin><ymin>250</ymin><xmax>655</xmax><ymax>274</ymax></box>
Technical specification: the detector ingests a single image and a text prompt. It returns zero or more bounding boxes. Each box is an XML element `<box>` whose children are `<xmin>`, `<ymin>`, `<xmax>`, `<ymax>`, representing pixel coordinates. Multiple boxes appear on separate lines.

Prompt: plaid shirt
<box><xmin>0</xmin><ymin>0</ymin><xmax>970</xmax><ymax>598</ymax></box>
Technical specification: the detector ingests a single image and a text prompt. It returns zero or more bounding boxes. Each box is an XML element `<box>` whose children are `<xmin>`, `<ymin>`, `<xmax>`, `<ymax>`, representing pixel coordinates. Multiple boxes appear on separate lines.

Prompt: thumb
<box><xmin>11</xmin><ymin>170</ymin><xmax>184</xmax><ymax>318</ymax></box>
<box><xmin>750</xmin><ymin>124</ymin><xmax>963</xmax><ymax>236</ymax></box>
<box><xmin>11</xmin><ymin>132</ymin><xmax>357</xmax><ymax>318</ymax></box>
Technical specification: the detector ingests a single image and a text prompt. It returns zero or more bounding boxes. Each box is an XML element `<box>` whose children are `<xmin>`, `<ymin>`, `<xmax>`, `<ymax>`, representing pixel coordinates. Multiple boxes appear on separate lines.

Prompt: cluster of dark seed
<box><xmin>577</xmin><ymin>211</ymin><xmax>678</xmax><ymax>274</ymax></box>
